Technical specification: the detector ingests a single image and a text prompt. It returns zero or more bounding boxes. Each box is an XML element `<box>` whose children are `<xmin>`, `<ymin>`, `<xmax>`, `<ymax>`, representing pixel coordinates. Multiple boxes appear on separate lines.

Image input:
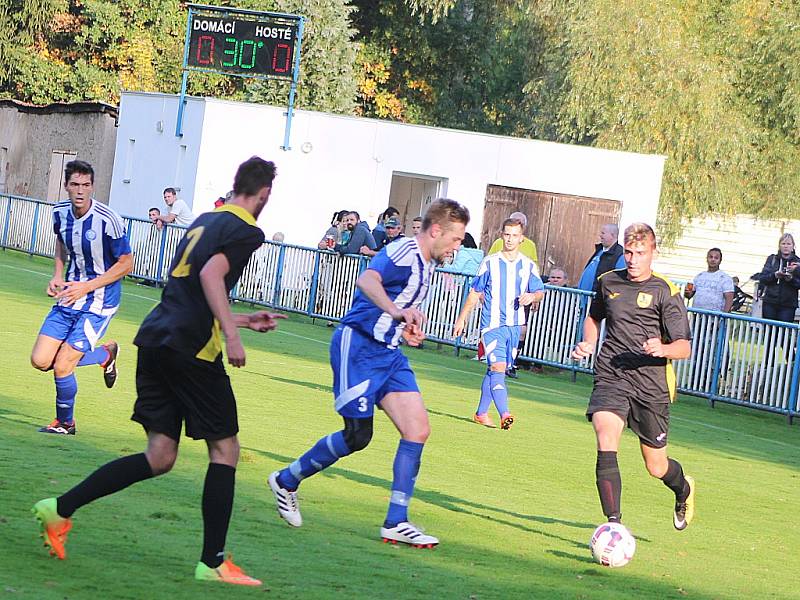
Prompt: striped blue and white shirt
<box><xmin>342</xmin><ymin>237</ymin><xmax>435</xmax><ymax>349</ymax></box>
<box><xmin>472</xmin><ymin>253</ymin><xmax>544</xmax><ymax>333</ymax></box>
<box><xmin>52</xmin><ymin>199</ymin><xmax>132</xmax><ymax>316</ymax></box>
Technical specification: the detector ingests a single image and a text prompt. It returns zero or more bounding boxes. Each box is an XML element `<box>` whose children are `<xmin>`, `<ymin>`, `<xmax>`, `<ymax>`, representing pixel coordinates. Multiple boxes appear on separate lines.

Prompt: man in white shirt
<box><xmin>685</xmin><ymin>247</ymin><xmax>734</xmax><ymax>312</ymax></box>
<box><xmin>152</xmin><ymin>187</ymin><xmax>196</xmax><ymax>227</ymax></box>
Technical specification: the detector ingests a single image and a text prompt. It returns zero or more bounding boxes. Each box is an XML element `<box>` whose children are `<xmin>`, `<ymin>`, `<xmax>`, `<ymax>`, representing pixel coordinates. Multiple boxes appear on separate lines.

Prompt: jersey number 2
<box><xmin>171</xmin><ymin>226</ymin><xmax>205</xmax><ymax>278</ymax></box>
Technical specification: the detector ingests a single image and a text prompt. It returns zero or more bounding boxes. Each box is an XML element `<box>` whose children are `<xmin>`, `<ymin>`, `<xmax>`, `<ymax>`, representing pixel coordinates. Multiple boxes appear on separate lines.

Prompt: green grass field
<box><xmin>1</xmin><ymin>249</ymin><xmax>799</xmax><ymax>599</ymax></box>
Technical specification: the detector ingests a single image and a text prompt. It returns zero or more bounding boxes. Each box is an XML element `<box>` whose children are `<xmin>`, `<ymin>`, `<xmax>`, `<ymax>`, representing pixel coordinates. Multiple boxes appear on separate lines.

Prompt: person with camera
<box><xmin>757</xmin><ymin>233</ymin><xmax>800</xmax><ymax>323</ymax></box>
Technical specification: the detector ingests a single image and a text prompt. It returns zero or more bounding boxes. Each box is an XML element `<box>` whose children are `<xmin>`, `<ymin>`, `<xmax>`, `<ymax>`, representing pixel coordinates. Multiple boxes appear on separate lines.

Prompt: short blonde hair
<box><xmin>624</xmin><ymin>223</ymin><xmax>657</xmax><ymax>248</ymax></box>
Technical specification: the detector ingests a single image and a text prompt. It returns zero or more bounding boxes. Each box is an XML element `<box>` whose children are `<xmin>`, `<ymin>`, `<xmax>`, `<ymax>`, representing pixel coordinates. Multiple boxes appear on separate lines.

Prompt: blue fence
<box><xmin>2</xmin><ymin>193</ymin><xmax>798</xmax><ymax>422</ymax></box>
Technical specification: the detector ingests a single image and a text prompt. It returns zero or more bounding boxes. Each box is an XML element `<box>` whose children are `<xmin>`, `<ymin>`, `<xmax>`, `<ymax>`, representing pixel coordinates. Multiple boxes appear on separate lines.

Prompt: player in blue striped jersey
<box><xmin>454</xmin><ymin>217</ymin><xmax>544</xmax><ymax>429</ymax></box>
<box><xmin>268</xmin><ymin>199</ymin><xmax>470</xmax><ymax>548</ymax></box>
<box><xmin>30</xmin><ymin>160</ymin><xmax>133</xmax><ymax>435</ymax></box>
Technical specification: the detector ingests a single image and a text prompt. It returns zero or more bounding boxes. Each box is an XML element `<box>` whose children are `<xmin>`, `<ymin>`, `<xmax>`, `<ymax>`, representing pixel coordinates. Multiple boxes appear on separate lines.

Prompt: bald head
<box><xmin>509</xmin><ymin>211</ymin><xmax>528</xmax><ymax>230</ymax></box>
<box><xmin>600</xmin><ymin>223</ymin><xmax>619</xmax><ymax>249</ymax></box>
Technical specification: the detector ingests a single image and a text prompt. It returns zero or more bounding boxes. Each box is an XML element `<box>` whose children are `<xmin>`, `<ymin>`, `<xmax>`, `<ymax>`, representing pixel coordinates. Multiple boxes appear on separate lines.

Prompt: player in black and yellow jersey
<box><xmin>33</xmin><ymin>157</ymin><xmax>286</xmax><ymax>586</ymax></box>
<box><xmin>572</xmin><ymin>223</ymin><xmax>696</xmax><ymax>531</ymax></box>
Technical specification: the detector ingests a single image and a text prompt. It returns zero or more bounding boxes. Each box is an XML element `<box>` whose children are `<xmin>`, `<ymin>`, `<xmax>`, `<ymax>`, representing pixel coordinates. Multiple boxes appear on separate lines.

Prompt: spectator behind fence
<box><xmin>440</xmin><ymin>243</ymin><xmax>484</xmax><ymax>276</ymax></box>
<box><xmin>334</xmin><ymin>211</ymin><xmax>376</xmax><ymax>256</ymax></box>
<box><xmin>684</xmin><ymin>248</ymin><xmax>734</xmax><ymax>312</ymax></box>
<box><xmin>757</xmin><ymin>233</ymin><xmax>800</xmax><ymax>323</ymax></box>
<box><xmin>488</xmin><ymin>211</ymin><xmax>538</xmax><ymax>264</ymax></box>
<box><xmin>546</xmin><ymin>267</ymin><xmax>569</xmax><ymax>287</ymax></box>
<box><xmin>578</xmin><ymin>223</ymin><xmax>625</xmax><ymax>292</ymax></box>
<box><xmin>372</xmin><ymin>207</ymin><xmax>400</xmax><ymax>248</ymax></box>
<box><xmin>361</xmin><ymin>217</ymin><xmax>404</xmax><ymax>256</ymax></box>
<box><xmin>731</xmin><ymin>277</ymin><xmax>753</xmax><ymax>313</ymax></box>
<box><xmin>318</xmin><ymin>209</ymin><xmax>349</xmax><ymax>250</ymax></box>
<box><xmin>411</xmin><ymin>216</ymin><xmax>422</xmax><ymax>236</ymax></box>
<box><xmin>272</xmin><ymin>232</ymin><xmax>285</xmax><ymax>243</ymax></box>
<box><xmin>462</xmin><ymin>232</ymin><xmax>478</xmax><ymax>249</ymax></box>
<box><xmin>148</xmin><ymin>207</ymin><xmax>163</xmax><ymax>231</ymax></box>
<box><xmin>152</xmin><ymin>187</ymin><xmax>196</xmax><ymax>227</ymax></box>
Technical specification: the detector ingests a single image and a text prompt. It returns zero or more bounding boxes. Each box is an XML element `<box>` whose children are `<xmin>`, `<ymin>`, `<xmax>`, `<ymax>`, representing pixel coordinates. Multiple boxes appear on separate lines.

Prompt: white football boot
<box><xmin>380</xmin><ymin>522</ymin><xmax>439</xmax><ymax>548</ymax></box>
<box><xmin>268</xmin><ymin>471</ymin><xmax>302</xmax><ymax>527</ymax></box>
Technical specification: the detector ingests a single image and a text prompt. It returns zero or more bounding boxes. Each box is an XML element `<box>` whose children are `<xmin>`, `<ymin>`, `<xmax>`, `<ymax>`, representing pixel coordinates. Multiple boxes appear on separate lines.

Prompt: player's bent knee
<box><xmin>342</xmin><ymin>417</ymin><xmax>373</xmax><ymax>452</ymax></box>
<box><xmin>147</xmin><ymin>452</ymin><xmax>177</xmax><ymax>475</ymax></box>
<box><xmin>30</xmin><ymin>354</ymin><xmax>53</xmax><ymax>371</ymax></box>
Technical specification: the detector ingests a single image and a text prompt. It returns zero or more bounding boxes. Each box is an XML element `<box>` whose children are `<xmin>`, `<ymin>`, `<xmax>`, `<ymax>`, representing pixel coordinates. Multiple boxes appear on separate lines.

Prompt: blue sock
<box><xmin>77</xmin><ymin>346</ymin><xmax>108</xmax><ymax>367</ymax></box>
<box><xmin>55</xmin><ymin>374</ymin><xmax>77</xmax><ymax>423</ymax></box>
<box><xmin>384</xmin><ymin>440</ymin><xmax>424</xmax><ymax>527</ymax></box>
<box><xmin>476</xmin><ymin>372</ymin><xmax>493</xmax><ymax>415</ymax></box>
<box><xmin>278</xmin><ymin>431</ymin><xmax>351</xmax><ymax>490</ymax></box>
<box><xmin>489</xmin><ymin>371</ymin><xmax>509</xmax><ymax>416</ymax></box>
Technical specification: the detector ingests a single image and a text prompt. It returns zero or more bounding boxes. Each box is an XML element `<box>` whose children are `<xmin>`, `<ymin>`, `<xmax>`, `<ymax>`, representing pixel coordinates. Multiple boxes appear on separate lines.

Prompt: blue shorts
<box><xmin>39</xmin><ymin>305</ymin><xmax>113</xmax><ymax>353</ymax></box>
<box><xmin>330</xmin><ymin>325</ymin><xmax>419</xmax><ymax>418</ymax></box>
<box><xmin>482</xmin><ymin>326</ymin><xmax>521</xmax><ymax>367</ymax></box>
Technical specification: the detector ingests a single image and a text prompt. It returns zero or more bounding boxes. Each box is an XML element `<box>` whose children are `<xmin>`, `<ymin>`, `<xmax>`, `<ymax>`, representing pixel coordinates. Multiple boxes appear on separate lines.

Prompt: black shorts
<box><xmin>132</xmin><ymin>346</ymin><xmax>238</xmax><ymax>441</ymax></box>
<box><xmin>586</xmin><ymin>382</ymin><xmax>670</xmax><ymax>448</ymax></box>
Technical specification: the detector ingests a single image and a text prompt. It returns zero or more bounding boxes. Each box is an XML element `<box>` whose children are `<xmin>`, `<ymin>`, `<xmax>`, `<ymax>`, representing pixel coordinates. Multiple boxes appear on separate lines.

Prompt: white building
<box><xmin>110</xmin><ymin>92</ymin><xmax>665</xmax><ymax>256</ymax></box>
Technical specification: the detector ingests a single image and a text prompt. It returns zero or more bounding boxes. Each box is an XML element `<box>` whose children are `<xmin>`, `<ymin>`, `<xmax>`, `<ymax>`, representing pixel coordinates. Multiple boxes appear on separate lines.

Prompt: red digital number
<box><xmin>273</xmin><ymin>43</ymin><xmax>291</xmax><ymax>73</ymax></box>
<box><xmin>196</xmin><ymin>35</ymin><xmax>215</xmax><ymax>65</ymax></box>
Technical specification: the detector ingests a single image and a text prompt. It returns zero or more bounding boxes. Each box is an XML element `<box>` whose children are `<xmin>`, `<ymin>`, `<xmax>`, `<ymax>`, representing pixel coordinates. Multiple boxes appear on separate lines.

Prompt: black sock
<box><xmin>661</xmin><ymin>458</ymin><xmax>689</xmax><ymax>502</ymax></box>
<box><xmin>57</xmin><ymin>453</ymin><xmax>154</xmax><ymax>518</ymax></box>
<box><xmin>596</xmin><ymin>451</ymin><xmax>622</xmax><ymax>521</ymax></box>
<box><xmin>201</xmin><ymin>463</ymin><xmax>236</xmax><ymax>569</ymax></box>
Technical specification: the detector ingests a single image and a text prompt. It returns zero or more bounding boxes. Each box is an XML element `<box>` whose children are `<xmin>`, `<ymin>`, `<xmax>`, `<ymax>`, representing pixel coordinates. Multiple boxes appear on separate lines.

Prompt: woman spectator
<box><xmin>757</xmin><ymin>233</ymin><xmax>800</xmax><ymax>323</ymax></box>
<box><xmin>318</xmin><ymin>209</ymin><xmax>349</xmax><ymax>250</ymax></box>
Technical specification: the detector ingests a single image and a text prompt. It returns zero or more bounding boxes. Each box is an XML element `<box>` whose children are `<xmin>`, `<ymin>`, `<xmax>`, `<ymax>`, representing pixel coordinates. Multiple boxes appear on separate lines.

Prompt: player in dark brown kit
<box><xmin>572</xmin><ymin>223</ymin><xmax>696</xmax><ymax>530</ymax></box>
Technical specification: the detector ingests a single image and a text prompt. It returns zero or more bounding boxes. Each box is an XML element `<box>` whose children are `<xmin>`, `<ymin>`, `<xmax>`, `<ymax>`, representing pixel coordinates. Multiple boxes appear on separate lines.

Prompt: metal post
<box><xmin>272</xmin><ymin>244</ymin><xmax>287</xmax><ymax>306</ymax></box>
<box><xmin>306</xmin><ymin>249</ymin><xmax>321</xmax><ymax>316</ymax></box>
<box><xmin>175</xmin><ymin>8</ymin><xmax>193</xmax><ymax>137</ymax></box>
<box><xmin>1</xmin><ymin>196</ymin><xmax>12</xmax><ymax>248</ymax></box>
<box><xmin>281</xmin><ymin>16</ymin><xmax>305</xmax><ymax>151</ymax></box>
<box><xmin>155</xmin><ymin>226</ymin><xmax>169</xmax><ymax>285</ymax></box>
<box><xmin>786</xmin><ymin>328</ymin><xmax>800</xmax><ymax>424</ymax></box>
<box><xmin>708</xmin><ymin>317</ymin><xmax>727</xmax><ymax>408</ymax></box>
<box><xmin>28</xmin><ymin>202</ymin><xmax>40</xmax><ymax>255</ymax></box>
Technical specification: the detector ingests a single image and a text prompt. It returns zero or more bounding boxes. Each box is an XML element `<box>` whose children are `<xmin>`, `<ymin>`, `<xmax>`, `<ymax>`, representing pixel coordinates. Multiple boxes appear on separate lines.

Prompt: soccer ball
<box><xmin>590</xmin><ymin>522</ymin><xmax>636</xmax><ymax>567</ymax></box>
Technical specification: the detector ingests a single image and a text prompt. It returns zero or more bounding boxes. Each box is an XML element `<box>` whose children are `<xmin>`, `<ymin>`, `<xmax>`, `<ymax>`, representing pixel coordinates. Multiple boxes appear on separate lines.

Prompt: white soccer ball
<box><xmin>590</xmin><ymin>522</ymin><xmax>636</xmax><ymax>567</ymax></box>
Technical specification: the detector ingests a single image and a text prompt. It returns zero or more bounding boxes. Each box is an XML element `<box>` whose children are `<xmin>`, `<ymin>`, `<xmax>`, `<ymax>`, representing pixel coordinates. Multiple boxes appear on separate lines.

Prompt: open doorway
<box><xmin>387</xmin><ymin>172</ymin><xmax>448</xmax><ymax>235</ymax></box>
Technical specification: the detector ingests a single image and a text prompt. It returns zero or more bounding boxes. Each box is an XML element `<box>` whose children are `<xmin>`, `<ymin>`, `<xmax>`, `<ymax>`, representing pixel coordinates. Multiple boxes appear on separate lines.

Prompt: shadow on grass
<box><xmin>244</xmin><ymin>446</ymin><xmax>603</xmax><ymax>551</ymax></box>
<box><xmin>243</xmin><ymin>370</ymin><xmax>333</xmax><ymax>394</ymax></box>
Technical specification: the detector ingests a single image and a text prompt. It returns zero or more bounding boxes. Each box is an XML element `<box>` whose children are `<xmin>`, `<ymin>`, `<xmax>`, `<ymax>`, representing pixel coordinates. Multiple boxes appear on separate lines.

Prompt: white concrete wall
<box><xmin>111</xmin><ymin>92</ymin><xmax>666</xmax><ymax>245</ymax></box>
<box><xmin>655</xmin><ymin>215</ymin><xmax>800</xmax><ymax>296</ymax></box>
<box><xmin>109</xmin><ymin>94</ymin><xmax>206</xmax><ymax>220</ymax></box>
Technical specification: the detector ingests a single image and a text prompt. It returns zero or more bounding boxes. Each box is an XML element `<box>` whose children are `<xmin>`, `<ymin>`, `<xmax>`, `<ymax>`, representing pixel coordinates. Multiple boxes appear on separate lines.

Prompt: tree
<box><xmin>525</xmin><ymin>0</ymin><xmax>800</xmax><ymax>241</ymax></box>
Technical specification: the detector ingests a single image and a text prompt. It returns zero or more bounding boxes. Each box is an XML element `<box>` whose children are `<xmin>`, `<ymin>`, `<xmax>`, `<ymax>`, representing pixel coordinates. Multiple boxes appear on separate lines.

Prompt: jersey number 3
<box><xmin>171</xmin><ymin>226</ymin><xmax>205</xmax><ymax>278</ymax></box>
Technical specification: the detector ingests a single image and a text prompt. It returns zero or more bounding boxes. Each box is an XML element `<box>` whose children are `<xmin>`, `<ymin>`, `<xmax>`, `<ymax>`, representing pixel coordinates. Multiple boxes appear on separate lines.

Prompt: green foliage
<box><xmin>526</xmin><ymin>0</ymin><xmax>800</xmax><ymax>241</ymax></box>
<box><xmin>240</xmin><ymin>0</ymin><xmax>358</xmax><ymax>114</ymax></box>
<box><xmin>352</xmin><ymin>1</ymin><xmax>541</xmax><ymax>133</ymax></box>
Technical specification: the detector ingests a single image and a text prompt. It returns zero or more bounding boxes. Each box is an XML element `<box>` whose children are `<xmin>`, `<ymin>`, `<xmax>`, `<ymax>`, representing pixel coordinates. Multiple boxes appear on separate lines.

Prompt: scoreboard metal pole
<box><xmin>175</xmin><ymin>6</ymin><xmax>195</xmax><ymax>137</ymax></box>
<box><xmin>281</xmin><ymin>16</ymin><xmax>305</xmax><ymax>151</ymax></box>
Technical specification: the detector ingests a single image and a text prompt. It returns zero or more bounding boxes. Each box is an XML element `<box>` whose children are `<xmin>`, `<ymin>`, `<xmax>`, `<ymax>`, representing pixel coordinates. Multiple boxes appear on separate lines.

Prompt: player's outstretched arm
<box><xmin>235</xmin><ymin>311</ymin><xmax>287</xmax><ymax>332</ymax></box>
<box><xmin>642</xmin><ymin>338</ymin><xmax>691</xmax><ymax>359</ymax></box>
<box><xmin>453</xmin><ymin>289</ymin><xmax>481</xmax><ymax>337</ymax></box>
<box><xmin>356</xmin><ymin>269</ymin><xmax>425</xmax><ymax>327</ymax></box>
<box><xmin>571</xmin><ymin>316</ymin><xmax>601</xmax><ymax>360</ymax></box>
<box><xmin>199</xmin><ymin>253</ymin><xmax>246</xmax><ymax>367</ymax></box>
<box><xmin>47</xmin><ymin>238</ymin><xmax>68</xmax><ymax>297</ymax></box>
<box><xmin>56</xmin><ymin>253</ymin><xmax>133</xmax><ymax>306</ymax></box>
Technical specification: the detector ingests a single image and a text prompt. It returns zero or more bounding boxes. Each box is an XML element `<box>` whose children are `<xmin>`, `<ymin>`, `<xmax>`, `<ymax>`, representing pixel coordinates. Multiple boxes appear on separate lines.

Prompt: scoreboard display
<box><xmin>187</xmin><ymin>13</ymin><xmax>299</xmax><ymax>79</ymax></box>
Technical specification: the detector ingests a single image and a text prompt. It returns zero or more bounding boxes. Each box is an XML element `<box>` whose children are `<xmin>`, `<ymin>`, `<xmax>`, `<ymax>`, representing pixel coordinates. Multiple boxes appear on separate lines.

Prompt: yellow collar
<box><xmin>215</xmin><ymin>204</ymin><xmax>256</xmax><ymax>226</ymax></box>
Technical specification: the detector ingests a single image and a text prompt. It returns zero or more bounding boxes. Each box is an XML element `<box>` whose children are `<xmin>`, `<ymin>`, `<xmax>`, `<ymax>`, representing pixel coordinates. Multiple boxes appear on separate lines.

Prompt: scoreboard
<box><xmin>185</xmin><ymin>9</ymin><xmax>300</xmax><ymax>79</ymax></box>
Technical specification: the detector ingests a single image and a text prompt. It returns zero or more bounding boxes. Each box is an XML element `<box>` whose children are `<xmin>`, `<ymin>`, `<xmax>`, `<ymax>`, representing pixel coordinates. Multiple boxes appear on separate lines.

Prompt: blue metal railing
<box><xmin>2</xmin><ymin>193</ymin><xmax>798</xmax><ymax>422</ymax></box>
